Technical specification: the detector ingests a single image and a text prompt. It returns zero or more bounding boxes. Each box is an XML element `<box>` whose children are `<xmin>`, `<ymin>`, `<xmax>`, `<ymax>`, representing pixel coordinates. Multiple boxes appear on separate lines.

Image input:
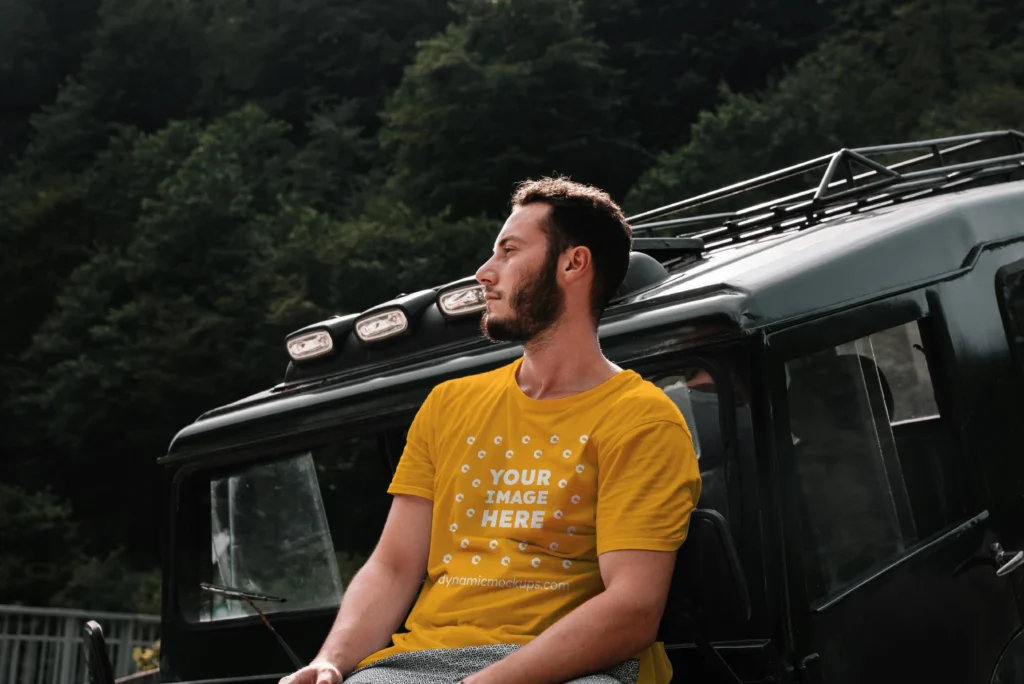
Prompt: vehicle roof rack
<box><xmin>627</xmin><ymin>130</ymin><xmax>1024</xmax><ymax>250</ymax></box>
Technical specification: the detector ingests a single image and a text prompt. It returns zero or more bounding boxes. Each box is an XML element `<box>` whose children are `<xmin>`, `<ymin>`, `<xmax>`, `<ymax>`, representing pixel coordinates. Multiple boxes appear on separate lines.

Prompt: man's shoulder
<box><xmin>601</xmin><ymin>373</ymin><xmax>689</xmax><ymax>435</ymax></box>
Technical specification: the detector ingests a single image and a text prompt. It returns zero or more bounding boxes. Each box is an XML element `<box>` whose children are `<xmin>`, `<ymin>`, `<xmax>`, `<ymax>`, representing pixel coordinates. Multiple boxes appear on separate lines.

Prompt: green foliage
<box><xmin>200</xmin><ymin>0</ymin><xmax>453</xmax><ymax>135</ymax></box>
<box><xmin>918</xmin><ymin>84</ymin><xmax>1024</xmax><ymax>136</ymax></box>
<box><xmin>25</xmin><ymin>0</ymin><xmax>207</xmax><ymax>171</ymax></box>
<box><xmin>0</xmin><ymin>0</ymin><xmax>101</xmax><ymax>165</ymax></box>
<box><xmin>280</xmin><ymin>194</ymin><xmax>498</xmax><ymax>313</ymax></box>
<box><xmin>82</xmin><ymin>121</ymin><xmax>206</xmax><ymax>245</ymax></box>
<box><xmin>1</xmin><ymin>0</ymin><xmax>1023</xmax><ymax>613</ymax></box>
<box><xmin>0</xmin><ymin>0</ymin><xmax>59</xmax><ymax>165</ymax></box>
<box><xmin>0</xmin><ymin>170</ymin><xmax>90</xmax><ymax>363</ymax></box>
<box><xmin>0</xmin><ymin>484</ymin><xmax>78</xmax><ymax>605</ymax></box>
<box><xmin>21</xmin><ymin>105</ymin><xmax>305</xmax><ymax>445</ymax></box>
<box><xmin>380</xmin><ymin>0</ymin><xmax>648</xmax><ymax>218</ymax></box>
<box><xmin>50</xmin><ymin>550</ymin><xmax>162</xmax><ymax>614</ymax></box>
<box><xmin>0</xmin><ymin>483</ymin><xmax>160</xmax><ymax>612</ymax></box>
<box><xmin>625</xmin><ymin>0</ymin><xmax>1024</xmax><ymax>214</ymax></box>
<box><xmin>584</xmin><ymin>0</ymin><xmax>831</xmax><ymax>154</ymax></box>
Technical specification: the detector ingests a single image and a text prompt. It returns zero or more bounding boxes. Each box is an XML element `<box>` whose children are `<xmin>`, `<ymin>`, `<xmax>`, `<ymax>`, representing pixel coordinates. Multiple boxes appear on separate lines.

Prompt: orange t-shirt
<box><xmin>359</xmin><ymin>358</ymin><xmax>701</xmax><ymax>684</ymax></box>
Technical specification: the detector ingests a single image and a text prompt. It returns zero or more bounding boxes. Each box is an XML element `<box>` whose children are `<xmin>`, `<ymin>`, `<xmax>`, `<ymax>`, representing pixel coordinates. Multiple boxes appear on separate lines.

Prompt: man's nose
<box><xmin>476</xmin><ymin>256</ymin><xmax>496</xmax><ymax>286</ymax></box>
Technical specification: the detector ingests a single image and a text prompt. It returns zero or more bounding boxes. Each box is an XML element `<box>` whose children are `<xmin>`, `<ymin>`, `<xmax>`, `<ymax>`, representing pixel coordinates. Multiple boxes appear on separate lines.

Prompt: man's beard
<box><xmin>480</xmin><ymin>251</ymin><xmax>563</xmax><ymax>343</ymax></box>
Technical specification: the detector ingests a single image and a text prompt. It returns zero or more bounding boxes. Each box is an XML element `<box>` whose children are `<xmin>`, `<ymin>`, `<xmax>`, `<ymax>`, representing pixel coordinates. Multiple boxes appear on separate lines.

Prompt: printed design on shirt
<box><xmin>481</xmin><ymin>467</ymin><xmax>551</xmax><ymax>530</ymax></box>
<box><xmin>445</xmin><ymin>433</ymin><xmax>594</xmax><ymax>579</ymax></box>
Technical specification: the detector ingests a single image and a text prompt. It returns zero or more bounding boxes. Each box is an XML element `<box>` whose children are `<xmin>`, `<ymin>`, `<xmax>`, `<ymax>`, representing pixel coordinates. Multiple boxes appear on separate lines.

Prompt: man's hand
<box><xmin>281</xmin><ymin>495</ymin><xmax>433</xmax><ymax>680</ymax></box>
<box><xmin>278</xmin><ymin>658</ymin><xmax>343</xmax><ymax>684</ymax></box>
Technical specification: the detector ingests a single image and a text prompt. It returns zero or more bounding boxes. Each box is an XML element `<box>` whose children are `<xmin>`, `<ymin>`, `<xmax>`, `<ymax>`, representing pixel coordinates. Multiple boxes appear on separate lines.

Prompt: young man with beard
<box><xmin>279</xmin><ymin>178</ymin><xmax>701</xmax><ymax>684</ymax></box>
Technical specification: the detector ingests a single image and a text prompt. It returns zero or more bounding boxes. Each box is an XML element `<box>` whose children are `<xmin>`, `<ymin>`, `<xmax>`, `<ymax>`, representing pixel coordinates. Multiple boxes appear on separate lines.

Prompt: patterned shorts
<box><xmin>344</xmin><ymin>644</ymin><xmax>639</xmax><ymax>684</ymax></box>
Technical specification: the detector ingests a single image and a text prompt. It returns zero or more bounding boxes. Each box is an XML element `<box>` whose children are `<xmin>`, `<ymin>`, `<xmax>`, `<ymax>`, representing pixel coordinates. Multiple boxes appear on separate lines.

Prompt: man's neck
<box><xmin>516</xmin><ymin>320</ymin><xmax>621</xmax><ymax>401</ymax></box>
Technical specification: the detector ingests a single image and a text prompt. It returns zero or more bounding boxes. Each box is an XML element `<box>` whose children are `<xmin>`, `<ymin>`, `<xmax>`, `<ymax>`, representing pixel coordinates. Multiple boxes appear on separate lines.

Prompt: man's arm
<box><xmin>281</xmin><ymin>494</ymin><xmax>432</xmax><ymax>682</ymax></box>
<box><xmin>462</xmin><ymin>548</ymin><xmax>676</xmax><ymax>684</ymax></box>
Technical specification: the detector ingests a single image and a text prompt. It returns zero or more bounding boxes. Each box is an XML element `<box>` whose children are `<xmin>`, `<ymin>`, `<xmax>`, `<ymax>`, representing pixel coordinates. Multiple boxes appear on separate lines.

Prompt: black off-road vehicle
<box><xmin>85</xmin><ymin>131</ymin><xmax>1024</xmax><ymax>684</ymax></box>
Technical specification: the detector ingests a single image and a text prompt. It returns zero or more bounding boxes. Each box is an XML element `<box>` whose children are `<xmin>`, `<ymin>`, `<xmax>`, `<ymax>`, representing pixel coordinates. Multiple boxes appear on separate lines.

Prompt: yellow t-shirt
<box><xmin>359</xmin><ymin>358</ymin><xmax>701</xmax><ymax>684</ymax></box>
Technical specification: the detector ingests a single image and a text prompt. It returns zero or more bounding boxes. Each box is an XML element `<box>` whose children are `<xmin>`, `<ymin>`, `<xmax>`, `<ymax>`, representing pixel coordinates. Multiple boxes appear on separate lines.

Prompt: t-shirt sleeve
<box><xmin>596</xmin><ymin>419</ymin><xmax>702</xmax><ymax>555</ymax></box>
<box><xmin>387</xmin><ymin>386</ymin><xmax>441</xmax><ymax>501</ymax></box>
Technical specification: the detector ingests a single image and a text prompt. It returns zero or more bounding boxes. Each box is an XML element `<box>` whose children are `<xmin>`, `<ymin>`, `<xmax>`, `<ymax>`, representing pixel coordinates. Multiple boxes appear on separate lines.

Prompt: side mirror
<box><xmin>83</xmin><ymin>620</ymin><xmax>116</xmax><ymax>684</ymax></box>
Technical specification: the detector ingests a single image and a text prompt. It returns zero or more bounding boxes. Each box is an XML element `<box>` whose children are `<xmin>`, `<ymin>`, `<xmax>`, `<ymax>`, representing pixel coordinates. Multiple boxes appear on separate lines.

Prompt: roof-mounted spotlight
<box><xmin>284</xmin><ymin>313</ymin><xmax>359</xmax><ymax>363</ymax></box>
<box><xmin>437</xmin><ymin>276</ymin><xmax>486</xmax><ymax>319</ymax></box>
<box><xmin>354</xmin><ymin>289</ymin><xmax>437</xmax><ymax>343</ymax></box>
<box><xmin>286</xmin><ymin>330</ymin><xmax>333</xmax><ymax>361</ymax></box>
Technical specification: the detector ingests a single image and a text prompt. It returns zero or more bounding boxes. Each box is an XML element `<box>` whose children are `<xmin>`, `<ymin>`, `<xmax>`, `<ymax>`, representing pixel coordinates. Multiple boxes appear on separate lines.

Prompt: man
<box><xmin>280</xmin><ymin>178</ymin><xmax>701</xmax><ymax>684</ymax></box>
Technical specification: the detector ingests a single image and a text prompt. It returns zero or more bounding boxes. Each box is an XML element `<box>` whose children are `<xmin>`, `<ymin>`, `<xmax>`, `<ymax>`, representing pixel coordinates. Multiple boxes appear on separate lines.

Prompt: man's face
<box><xmin>475</xmin><ymin>203</ymin><xmax>564</xmax><ymax>343</ymax></box>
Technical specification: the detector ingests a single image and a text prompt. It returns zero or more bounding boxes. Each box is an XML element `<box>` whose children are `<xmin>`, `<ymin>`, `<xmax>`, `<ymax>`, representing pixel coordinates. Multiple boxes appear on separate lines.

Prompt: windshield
<box><xmin>177</xmin><ymin>432</ymin><xmax>396</xmax><ymax>622</ymax></box>
<box><xmin>204</xmin><ymin>452</ymin><xmax>343</xmax><ymax>620</ymax></box>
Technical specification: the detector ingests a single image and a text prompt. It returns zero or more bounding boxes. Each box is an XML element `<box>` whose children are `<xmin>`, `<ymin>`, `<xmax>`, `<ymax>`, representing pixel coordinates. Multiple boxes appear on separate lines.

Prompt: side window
<box><xmin>179</xmin><ymin>432</ymin><xmax>395</xmax><ymax>622</ymax></box>
<box><xmin>997</xmin><ymin>259</ymin><xmax>1024</xmax><ymax>375</ymax></box>
<box><xmin>785</xmin><ymin>320</ymin><xmax>965</xmax><ymax>603</ymax></box>
<box><xmin>653</xmin><ymin>366</ymin><xmax>732</xmax><ymax>525</ymax></box>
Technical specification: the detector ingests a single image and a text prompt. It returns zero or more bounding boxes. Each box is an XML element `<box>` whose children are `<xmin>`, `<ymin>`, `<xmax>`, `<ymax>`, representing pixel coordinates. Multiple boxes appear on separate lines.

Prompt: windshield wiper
<box><xmin>200</xmin><ymin>582</ymin><xmax>304</xmax><ymax>669</ymax></box>
<box><xmin>200</xmin><ymin>582</ymin><xmax>289</xmax><ymax>603</ymax></box>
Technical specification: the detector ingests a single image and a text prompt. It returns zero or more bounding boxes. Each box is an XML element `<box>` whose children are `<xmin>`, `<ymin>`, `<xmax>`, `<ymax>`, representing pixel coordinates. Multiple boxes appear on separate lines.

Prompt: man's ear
<box><xmin>562</xmin><ymin>245</ymin><xmax>592</xmax><ymax>282</ymax></box>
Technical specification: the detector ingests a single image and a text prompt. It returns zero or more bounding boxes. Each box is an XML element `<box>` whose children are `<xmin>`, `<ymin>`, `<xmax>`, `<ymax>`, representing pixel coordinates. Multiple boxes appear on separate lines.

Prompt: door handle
<box><xmin>990</xmin><ymin>543</ymin><xmax>1024</xmax><ymax>577</ymax></box>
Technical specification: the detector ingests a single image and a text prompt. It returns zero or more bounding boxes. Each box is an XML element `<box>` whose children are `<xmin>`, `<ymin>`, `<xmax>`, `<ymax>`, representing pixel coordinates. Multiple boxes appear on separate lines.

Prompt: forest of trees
<box><xmin>1</xmin><ymin>0</ymin><xmax>1021</xmax><ymax>612</ymax></box>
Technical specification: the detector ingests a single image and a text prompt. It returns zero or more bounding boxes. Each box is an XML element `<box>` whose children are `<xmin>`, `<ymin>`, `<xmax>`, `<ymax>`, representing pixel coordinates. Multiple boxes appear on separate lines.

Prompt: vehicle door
<box><xmin>629</xmin><ymin>347</ymin><xmax>788</xmax><ymax>683</ymax></box>
<box><xmin>937</xmin><ymin>244</ymin><xmax>1024</xmax><ymax>617</ymax></box>
<box><xmin>765</xmin><ymin>288</ymin><xmax>1023</xmax><ymax>684</ymax></box>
